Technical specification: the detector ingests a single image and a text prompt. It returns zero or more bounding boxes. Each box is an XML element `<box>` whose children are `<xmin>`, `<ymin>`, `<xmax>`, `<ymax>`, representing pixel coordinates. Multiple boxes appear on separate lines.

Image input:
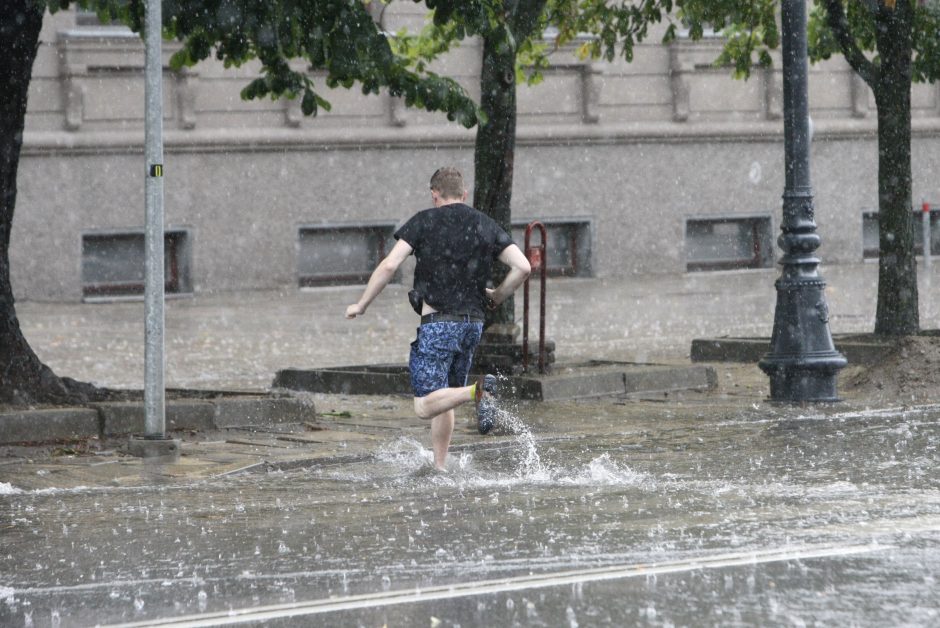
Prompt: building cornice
<box><xmin>21</xmin><ymin>118</ymin><xmax>940</xmax><ymax>156</ymax></box>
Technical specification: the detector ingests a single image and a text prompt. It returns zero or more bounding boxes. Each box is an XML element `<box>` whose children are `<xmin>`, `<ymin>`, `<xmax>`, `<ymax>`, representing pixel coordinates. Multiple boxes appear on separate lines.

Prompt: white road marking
<box><xmin>102</xmin><ymin>543</ymin><xmax>890</xmax><ymax>627</ymax></box>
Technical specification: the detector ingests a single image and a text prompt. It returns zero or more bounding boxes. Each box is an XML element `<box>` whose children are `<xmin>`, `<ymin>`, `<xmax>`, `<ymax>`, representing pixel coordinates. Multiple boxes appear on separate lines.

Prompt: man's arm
<box><xmin>345</xmin><ymin>239</ymin><xmax>413</xmax><ymax>319</ymax></box>
<box><xmin>486</xmin><ymin>244</ymin><xmax>531</xmax><ymax>307</ymax></box>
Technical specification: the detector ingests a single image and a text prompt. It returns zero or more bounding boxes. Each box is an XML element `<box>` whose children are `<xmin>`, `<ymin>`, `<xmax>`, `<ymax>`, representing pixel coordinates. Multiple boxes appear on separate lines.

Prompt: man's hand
<box><xmin>485</xmin><ymin>288</ymin><xmax>500</xmax><ymax>309</ymax></box>
<box><xmin>344</xmin><ymin>239</ymin><xmax>413</xmax><ymax>321</ymax></box>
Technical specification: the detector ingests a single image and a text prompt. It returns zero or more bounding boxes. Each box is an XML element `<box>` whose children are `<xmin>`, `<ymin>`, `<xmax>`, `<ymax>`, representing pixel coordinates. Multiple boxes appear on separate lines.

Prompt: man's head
<box><xmin>430</xmin><ymin>167</ymin><xmax>467</xmax><ymax>206</ymax></box>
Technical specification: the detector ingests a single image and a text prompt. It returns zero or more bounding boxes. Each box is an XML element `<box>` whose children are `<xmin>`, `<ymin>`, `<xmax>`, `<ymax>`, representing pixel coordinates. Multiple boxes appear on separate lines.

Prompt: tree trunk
<box><xmin>873</xmin><ymin>3</ymin><xmax>919</xmax><ymax>336</ymax></box>
<box><xmin>0</xmin><ymin>3</ymin><xmax>104</xmax><ymax>405</ymax></box>
<box><xmin>473</xmin><ymin>0</ymin><xmax>548</xmax><ymax>331</ymax></box>
<box><xmin>474</xmin><ymin>30</ymin><xmax>518</xmax><ymax>329</ymax></box>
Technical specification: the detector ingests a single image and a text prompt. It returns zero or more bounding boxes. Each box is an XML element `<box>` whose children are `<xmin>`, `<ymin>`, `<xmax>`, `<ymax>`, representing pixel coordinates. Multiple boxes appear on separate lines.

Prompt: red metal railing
<box><xmin>523</xmin><ymin>221</ymin><xmax>547</xmax><ymax>374</ymax></box>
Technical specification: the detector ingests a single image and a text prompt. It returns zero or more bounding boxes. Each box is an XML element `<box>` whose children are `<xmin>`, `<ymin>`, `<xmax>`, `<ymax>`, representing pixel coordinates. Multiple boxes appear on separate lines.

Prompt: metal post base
<box><xmin>761</xmin><ymin>0</ymin><xmax>847</xmax><ymax>403</ymax></box>
<box><xmin>758</xmin><ymin>274</ymin><xmax>847</xmax><ymax>403</ymax></box>
<box><xmin>127</xmin><ymin>435</ymin><xmax>181</xmax><ymax>463</ymax></box>
<box><xmin>761</xmin><ymin>363</ymin><xmax>844</xmax><ymax>402</ymax></box>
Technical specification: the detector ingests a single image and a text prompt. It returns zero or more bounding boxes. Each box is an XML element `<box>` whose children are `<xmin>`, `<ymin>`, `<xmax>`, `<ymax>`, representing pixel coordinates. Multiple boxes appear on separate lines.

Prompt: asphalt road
<box><xmin>2</xmin><ymin>397</ymin><xmax>939</xmax><ymax>626</ymax></box>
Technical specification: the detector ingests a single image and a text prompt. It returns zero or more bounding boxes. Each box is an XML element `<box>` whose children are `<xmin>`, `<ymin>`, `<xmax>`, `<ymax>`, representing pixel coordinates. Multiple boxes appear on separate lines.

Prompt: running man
<box><xmin>345</xmin><ymin>167</ymin><xmax>530</xmax><ymax>470</ymax></box>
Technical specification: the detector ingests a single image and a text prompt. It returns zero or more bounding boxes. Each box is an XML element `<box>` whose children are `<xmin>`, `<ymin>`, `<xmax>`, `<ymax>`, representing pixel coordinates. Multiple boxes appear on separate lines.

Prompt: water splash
<box><xmin>555</xmin><ymin>453</ymin><xmax>651</xmax><ymax>487</ymax></box>
<box><xmin>0</xmin><ymin>482</ymin><xmax>23</xmax><ymax>495</ymax></box>
<box><xmin>482</xmin><ymin>376</ymin><xmax>548</xmax><ymax>479</ymax></box>
<box><xmin>486</xmin><ymin>394</ymin><xmax>649</xmax><ymax>487</ymax></box>
<box><xmin>376</xmin><ymin>437</ymin><xmax>435</xmax><ymax>472</ymax></box>
<box><xmin>0</xmin><ymin>586</ymin><xmax>16</xmax><ymax>606</ymax></box>
<box><xmin>346</xmin><ymin>398</ymin><xmax>650</xmax><ymax>489</ymax></box>
<box><xmin>491</xmin><ymin>404</ymin><xmax>546</xmax><ymax>480</ymax></box>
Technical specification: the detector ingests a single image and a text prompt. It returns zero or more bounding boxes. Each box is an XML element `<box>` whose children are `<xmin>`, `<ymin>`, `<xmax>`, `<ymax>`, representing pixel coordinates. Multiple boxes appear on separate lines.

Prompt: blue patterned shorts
<box><xmin>409</xmin><ymin>322</ymin><xmax>484</xmax><ymax>397</ymax></box>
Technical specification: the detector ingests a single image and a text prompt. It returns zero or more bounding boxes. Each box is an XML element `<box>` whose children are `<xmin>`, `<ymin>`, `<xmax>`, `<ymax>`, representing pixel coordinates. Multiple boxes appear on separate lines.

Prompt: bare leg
<box><xmin>413</xmin><ymin>384</ymin><xmax>474</xmax><ymax>420</ymax></box>
<box><xmin>415</xmin><ymin>385</ymin><xmax>479</xmax><ymax>470</ymax></box>
<box><xmin>429</xmin><ymin>410</ymin><xmax>455</xmax><ymax>470</ymax></box>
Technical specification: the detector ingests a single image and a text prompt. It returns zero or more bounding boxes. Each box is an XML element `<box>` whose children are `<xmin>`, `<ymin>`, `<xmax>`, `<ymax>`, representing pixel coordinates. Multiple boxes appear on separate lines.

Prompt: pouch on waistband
<box><xmin>408</xmin><ymin>289</ymin><xmax>423</xmax><ymax>315</ymax></box>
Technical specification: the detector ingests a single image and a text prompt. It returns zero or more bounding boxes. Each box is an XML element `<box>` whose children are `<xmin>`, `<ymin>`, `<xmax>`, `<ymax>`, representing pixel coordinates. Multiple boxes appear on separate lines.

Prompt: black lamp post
<box><xmin>758</xmin><ymin>0</ymin><xmax>846</xmax><ymax>401</ymax></box>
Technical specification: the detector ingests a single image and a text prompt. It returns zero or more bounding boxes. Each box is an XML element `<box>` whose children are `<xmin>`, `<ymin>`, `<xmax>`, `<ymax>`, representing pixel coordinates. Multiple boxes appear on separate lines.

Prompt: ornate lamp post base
<box><xmin>760</xmin><ymin>0</ymin><xmax>846</xmax><ymax>402</ymax></box>
<box><xmin>759</xmin><ymin>265</ymin><xmax>847</xmax><ymax>402</ymax></box>
<box><xmin>762</xmin><ymin>365</ymin><xmax>844</xmax><ymax>402</ymax></box>
<box><xmin>760</xmin><ymin>353</ymin><xmax>847</xmax><ymax>402</ymax></box>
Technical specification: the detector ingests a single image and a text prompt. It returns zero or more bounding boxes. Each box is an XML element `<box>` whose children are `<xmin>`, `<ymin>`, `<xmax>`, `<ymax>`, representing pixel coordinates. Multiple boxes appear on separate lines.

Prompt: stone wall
<box><xmin>12</xmin><ymin>7</ymin><xmax>940</xmax><ymax>301</ymax></box>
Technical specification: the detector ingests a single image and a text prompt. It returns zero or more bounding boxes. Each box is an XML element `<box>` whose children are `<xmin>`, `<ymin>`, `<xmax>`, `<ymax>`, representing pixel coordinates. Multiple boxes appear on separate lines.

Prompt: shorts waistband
<box><xmin>420</xmin><ymin>313</ymin><xmax>484</xmax><ymax>325</ymax></box>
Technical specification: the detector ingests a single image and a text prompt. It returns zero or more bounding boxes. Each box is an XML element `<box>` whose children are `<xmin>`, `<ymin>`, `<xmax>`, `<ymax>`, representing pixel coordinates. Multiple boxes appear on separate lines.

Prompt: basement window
<box><xmin>685</xmin><ymin>215</ymin><xmax>774</xmax><ymax>271</ymax></box>
<box><xmin>298</xmin><ymin>223</ymin><xmax>396</xmax><ymax>287</ymax></box>
<box><xmin>862</xmin><ymin>207</ymin><xmax>940</xmax><ymax>259</ymax></box>
<box><xmin>82</xmin><ymin>230</ymin><xmax>192</xmax><ymax>299</ymax></box>
<box><xmin>511</xmin><ymin>219</ymin><xmax>592</xmax><ymax>277</ymax></box>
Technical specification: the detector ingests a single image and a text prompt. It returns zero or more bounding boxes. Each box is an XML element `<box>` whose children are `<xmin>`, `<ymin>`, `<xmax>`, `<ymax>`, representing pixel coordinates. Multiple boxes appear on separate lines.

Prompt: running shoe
<box><xmin>475</xmin><ymin>374</ymin><xmax>498</xmax><ymax>435</ymax></box>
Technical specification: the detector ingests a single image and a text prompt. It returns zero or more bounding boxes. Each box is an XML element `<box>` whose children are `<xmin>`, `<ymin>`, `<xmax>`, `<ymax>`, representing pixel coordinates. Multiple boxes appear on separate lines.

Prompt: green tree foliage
<box><xmin>1</xmin><ymin>0</ymin><xmax>480</xmax><ymax>404</ymax></box>
<box><xmin>58</xmin><ymin>0</ymin><xmax>480</xmax><ymax>125</ymax></box>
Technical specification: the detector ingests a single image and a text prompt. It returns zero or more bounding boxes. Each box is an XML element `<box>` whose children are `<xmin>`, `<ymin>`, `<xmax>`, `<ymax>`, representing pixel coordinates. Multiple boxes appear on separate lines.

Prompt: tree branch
<box><xmin>821</xmin><ymin>0</ymin><xmax>878</xmax><ymax>87</ymax></box>
<box><xmin>508</xmin><ymin>0</ymin><xmax>549</xmax><ymax>42</ymax></box>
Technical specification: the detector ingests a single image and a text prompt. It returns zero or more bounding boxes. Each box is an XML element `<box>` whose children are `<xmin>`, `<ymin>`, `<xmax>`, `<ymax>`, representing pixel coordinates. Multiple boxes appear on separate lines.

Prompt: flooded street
<box><xmin>3</xmin><ymin>400</ymin><xmax>939</xmax><ymax>626</ymax></box>
<box><xmin>5</xmin><ymin>264</ymin><xmax>940</xmax><ymax>626</ymax></box>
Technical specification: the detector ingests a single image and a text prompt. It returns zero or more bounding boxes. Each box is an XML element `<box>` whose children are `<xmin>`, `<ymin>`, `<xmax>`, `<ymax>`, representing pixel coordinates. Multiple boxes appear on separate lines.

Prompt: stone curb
<box><xmin>519</xmin><ymin>365</ymin><xmax>717</xmax><ymax>401</ymax></box>
<box><xmin>690</xmin><ymin>336</ymin><xmax>897</xmax><ymax>365</ymax></box>
<box><xmin>273</xmin><ymin>363</ymin><xmax>717</xmax><ymax>401</ymax></box>
<box><xmin>0</xmin><ymin>396</ymin><xmax>315</xmax><ymax>446</ymax></box>
<box><xmin>273</xmin><ymin>365</ymin><xmax>410</xmax><ymax>396</ymax></box>
<box><xmin>92</xmin><ymin>401</ymin><xmax>217</xmax><ymax>437</ymax></box>
<box><xmin>0</xmin><ymin>408</ymin><xmax>100</xmax><ymax>445</ymax></box>
<box><xmin>213</xmin><ymin>397</ymin><xmax>314</xmax><ymax>428</ymax></box>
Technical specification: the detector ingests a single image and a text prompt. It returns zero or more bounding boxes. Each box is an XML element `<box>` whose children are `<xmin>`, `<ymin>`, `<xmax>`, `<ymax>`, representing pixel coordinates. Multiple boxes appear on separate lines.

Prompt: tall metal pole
<box><xmin>758</xmin><ymin>0</ymin><xmax>846</xmax><ymax>401</ymax></box>
<box><xmin>144</xmin><ymin>0</ymin><xmax>166</xmax><ymax>437</ymax></box>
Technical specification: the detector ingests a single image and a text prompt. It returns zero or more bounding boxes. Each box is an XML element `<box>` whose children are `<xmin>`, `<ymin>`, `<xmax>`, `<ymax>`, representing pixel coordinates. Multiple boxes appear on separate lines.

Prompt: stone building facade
<box><xmin>13</xmin><ymin>6</ymin><xmax>940</xmax><ymax>301</ymax></box>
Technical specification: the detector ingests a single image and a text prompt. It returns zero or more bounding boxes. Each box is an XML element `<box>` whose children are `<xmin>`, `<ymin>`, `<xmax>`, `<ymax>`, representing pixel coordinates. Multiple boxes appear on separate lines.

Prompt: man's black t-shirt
<box><xmin>395</xmin><ymin>203</ymin><xmax>514</xmax><ymax>319</ymax></box>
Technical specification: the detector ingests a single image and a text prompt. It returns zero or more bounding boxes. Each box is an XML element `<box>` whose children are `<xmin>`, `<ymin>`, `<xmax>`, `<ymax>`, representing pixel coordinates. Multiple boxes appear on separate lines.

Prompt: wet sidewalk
<box><xmin>4</xmin><ymin>261</ymin><xmax>940</xmax><ymax>491</ymax></box>
<box><xmin>0</xmin><ymin>358</ymin><xmax>898</xmax><ymax>493</ymax></box>
<box><xmin>18</xmin><ymin>261</ymin><xmax>930</xmax><ymax>392</ymax></box>
<box><xmin>4</xmin><ymin>266</ymin><xmax>940</xmax><ymax>626</ymax></box>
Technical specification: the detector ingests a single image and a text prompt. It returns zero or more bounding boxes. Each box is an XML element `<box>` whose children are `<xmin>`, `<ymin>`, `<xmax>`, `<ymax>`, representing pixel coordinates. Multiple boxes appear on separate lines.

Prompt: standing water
<box><xmin>1</xmin><ymin>403</ymin><xmax>939</xmax><ymax>626</ymax></box>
